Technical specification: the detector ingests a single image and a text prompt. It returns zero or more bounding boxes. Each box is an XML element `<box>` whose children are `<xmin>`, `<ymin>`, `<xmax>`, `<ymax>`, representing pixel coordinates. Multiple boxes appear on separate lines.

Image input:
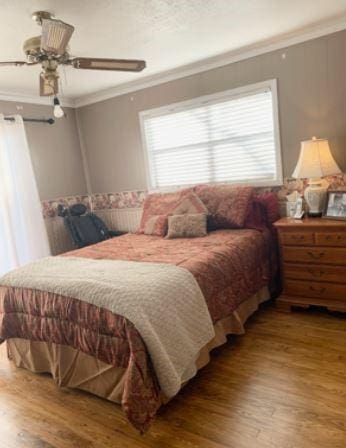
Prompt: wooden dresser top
<box><xmin>274</xmin><ymin>217</ymin><xmax>346</xmax><ymax>229</ymax></box>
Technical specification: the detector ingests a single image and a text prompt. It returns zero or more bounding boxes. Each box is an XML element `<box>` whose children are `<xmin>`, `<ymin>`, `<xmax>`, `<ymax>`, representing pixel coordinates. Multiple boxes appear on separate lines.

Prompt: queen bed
<box><xmin>0</xmin><ymin>185</ymin><xmax>279</xmax><ymax>432</ymax></box>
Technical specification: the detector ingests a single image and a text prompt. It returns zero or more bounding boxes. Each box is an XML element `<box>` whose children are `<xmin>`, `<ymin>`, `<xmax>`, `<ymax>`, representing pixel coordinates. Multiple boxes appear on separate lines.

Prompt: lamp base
<box><xmin>304</xmin><ymin>178</ymin><xmax>328</xmax><ymax>216</ymax></box>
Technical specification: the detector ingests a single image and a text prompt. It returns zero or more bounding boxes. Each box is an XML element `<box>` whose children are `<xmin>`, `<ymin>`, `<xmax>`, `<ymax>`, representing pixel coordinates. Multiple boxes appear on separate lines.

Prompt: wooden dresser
<box><xmin>274</xmin><ymin>217</ymin><xmax>346</xmax><ymax>312</ymax></box>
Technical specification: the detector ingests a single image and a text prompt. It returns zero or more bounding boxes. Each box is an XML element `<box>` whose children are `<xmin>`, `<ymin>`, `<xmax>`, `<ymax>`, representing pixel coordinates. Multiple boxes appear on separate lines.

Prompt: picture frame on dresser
<box><xmin>323</xmin><ymin>190</ymin><xmax>346</xmax><ymax>220</ymax></box>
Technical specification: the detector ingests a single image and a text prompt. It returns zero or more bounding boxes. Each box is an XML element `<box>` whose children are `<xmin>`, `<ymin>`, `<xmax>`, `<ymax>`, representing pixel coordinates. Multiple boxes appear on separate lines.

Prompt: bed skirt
<box><xmin>7</xmin><ymin>286</ymin><xmax>269</xmax><ymax>405</ymax></box>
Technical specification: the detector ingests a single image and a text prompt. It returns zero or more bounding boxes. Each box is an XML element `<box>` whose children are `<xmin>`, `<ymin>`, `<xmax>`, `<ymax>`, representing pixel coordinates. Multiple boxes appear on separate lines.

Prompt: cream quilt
<box><xmin>1</xmin><ymin>256</ymin><xmax>215</xmax><ymax>397</ymax></box>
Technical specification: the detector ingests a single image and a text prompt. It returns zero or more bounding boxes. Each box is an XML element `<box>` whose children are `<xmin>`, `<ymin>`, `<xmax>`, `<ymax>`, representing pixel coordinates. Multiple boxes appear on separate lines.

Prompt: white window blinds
<box><xmin>141</xmin><ymin>80</ymin><xmax>282</xmax><ymax>189</ymax></box>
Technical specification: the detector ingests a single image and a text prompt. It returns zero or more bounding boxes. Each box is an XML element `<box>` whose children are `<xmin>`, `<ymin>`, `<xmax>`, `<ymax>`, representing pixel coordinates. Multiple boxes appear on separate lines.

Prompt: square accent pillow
<box><xmin>171</xmin><ymin>192</ymin><xmax>208</xmax><ymax>215</ymax></box>
<box><xmin>193</xmin><ymin>184</ymin><xmax>254</xmax><ymax>229</ymax></box>
<box><xmin>143</xmin><ymin>214</ymin><xmax>168</xmax><ymax>236</ymax></box>
<box><xmin>166</xmin><ymin>213</ymin><xmax>207</xmax><ymax>238</ymax></box>
<box><xmin>138</xmin><ymin>188</ymin><xmax>193</xmax><ymax>234</ymax></box>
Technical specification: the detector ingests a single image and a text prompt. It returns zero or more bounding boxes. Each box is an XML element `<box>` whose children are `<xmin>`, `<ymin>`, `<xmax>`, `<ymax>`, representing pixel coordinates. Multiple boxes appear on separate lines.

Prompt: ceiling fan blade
<box><xmin>0</xmin><ymin>61</ymin><xmax>31</xmax><ymax>66</ymax></box>
<box><xmin>40</xmin><ymin>73</ymin><xmax>58</xmax><ymax>96</ymax></box>
<box><xmin>41</xmin><ymin>18</ymin><xmax>74</xmax><ymax>54</ymax></box>
<box><xmin>71</xmin><ymin>58</ymin><xmax>146</xmax><ymax>72</ymax></box>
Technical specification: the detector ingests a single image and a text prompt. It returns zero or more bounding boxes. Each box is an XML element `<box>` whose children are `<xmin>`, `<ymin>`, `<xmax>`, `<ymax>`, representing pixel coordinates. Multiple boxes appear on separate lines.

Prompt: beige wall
<box><xmin>77</xmin><ymin>29</ymin><xmax>346</xmax><ymax>193</ymax></box>
<box><xmin>0</xmin><ymin>100</ymin><xmax>87</xmax><ymax>200</ymax></box>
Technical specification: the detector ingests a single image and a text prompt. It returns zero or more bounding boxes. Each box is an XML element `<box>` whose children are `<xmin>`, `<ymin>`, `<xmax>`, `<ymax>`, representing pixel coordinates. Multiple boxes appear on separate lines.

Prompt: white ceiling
<box><xmin>0</xmin><ymin>0</ymin><xmax>346</xmax><ymax>105</ymax></box>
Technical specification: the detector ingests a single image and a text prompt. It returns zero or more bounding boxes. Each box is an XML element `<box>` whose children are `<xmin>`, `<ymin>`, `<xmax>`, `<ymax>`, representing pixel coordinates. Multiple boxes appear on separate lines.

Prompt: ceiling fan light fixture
<box><xmin>41</xmin><ymin>19</ymin><xmax>74</xmax><ymax>54</ymax></box>
<box><xmin>53</xmin><ymin>96</ymin><xmax>64</xmax><ymax>118</ymax></box>
<box><xmin>40</xmin><ymin>72</ymin><xmax>58</xmax><ymax>96</ymax></box>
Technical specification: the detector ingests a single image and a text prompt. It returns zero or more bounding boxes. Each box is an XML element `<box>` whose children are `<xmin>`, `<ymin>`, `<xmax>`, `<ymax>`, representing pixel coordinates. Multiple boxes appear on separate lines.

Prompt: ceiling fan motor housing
<box><xmin>23</xmin><ymin>36</ymin><xmax>42</xmax><ymax>61</ymax></box>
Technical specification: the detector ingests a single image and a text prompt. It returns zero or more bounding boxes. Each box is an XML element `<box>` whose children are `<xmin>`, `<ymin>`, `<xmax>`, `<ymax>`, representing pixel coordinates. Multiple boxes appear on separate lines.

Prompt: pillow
<box><xmin>138</xmin><ymin>188</ymin><xmax>192</xmax><ymax>234</ymax></box>
<box><xmin>171</xmin><ymin>192</ymin><xmax>208</xmax><ymax>215</ymax></box>
<box><xmin>193</xmin><ymin>184</ymin><xmax>254</xmax><ymax>229</ymax></box>
<box><xmin>142</xmin><ymin>214</ymin><xmax>168</xmax><ymax>236</ymax></box>
<box><xmin>256</xmin><ymin>192</ymin><xmax>280</xmax><ymax>224</ymax></box>
<box><xmin>138</xmin><ymin>189</ymin><xmax>207</xmax><ymax>234</ymax></box>
<box><xmin>244</xmin><ymin>198</ymin><xmax>267</xmax><ymax>231</ymax></box>
<box><xmin>166</xmin><ymin>213</ymin><xmax>207</xmax><ymax>239</ymax></box>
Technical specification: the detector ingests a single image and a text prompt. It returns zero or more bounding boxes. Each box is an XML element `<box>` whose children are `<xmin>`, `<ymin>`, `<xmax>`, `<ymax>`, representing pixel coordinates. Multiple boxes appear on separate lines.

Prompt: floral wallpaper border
<box><xmin>42</xmin><ymin>195</ymin><xmax>92</xmax><ymax>219</ymax></box>
<box><xmin>42</xmin><ymin>191</ymin><xmax>147</xmax><ymax>218</ymax></box>
<box><xmin>42</xmin><ymin>174</ymin><xmax>346</xmax><ymax>219</ymax></box>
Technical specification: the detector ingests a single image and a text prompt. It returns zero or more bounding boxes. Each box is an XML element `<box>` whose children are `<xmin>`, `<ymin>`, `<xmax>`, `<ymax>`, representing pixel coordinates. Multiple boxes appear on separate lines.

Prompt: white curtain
<box><xmin>0</xmin><ymin>115</ymin><xmax>50</xmax><ymax>276</ymax></box>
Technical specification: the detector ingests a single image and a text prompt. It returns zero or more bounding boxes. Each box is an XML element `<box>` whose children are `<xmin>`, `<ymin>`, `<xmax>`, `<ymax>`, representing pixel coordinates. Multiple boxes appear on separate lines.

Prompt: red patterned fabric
<box><xmin>138</xmin><ymin>189</ymin><xmax>192</xmax><ymax>234</ymax></box>
<box><xmin>244</xmin><ymin>197</ymin><xmax>267</xmax><ymax>231</ymax></box>
<box><xmin>256</xmin><ymin>192</ymin><xmax>280</xmax><ymax>224</ymax></box>
<box><xmin>142</xmin><ymin>214</ymin><xmax>168</xmax><ymax>236</ymax></box>
<box><xmin>170</xmin><ymin>192</ymin><xmax>208</xmax><ymax>215</ymax></box>
<box><xmin>0</xmin><ymin>286</ymin><xmax>161</xmax><ymax>432</ymax></box>
<box><xmin>0</xmin><ymin>229</ymin><xmax>273</xmax><ymax>432</ymax></box>
<box><xmin>193</xmin><ymin>184</ymin><xmax>254</xmax><ymax>229</ymax></box>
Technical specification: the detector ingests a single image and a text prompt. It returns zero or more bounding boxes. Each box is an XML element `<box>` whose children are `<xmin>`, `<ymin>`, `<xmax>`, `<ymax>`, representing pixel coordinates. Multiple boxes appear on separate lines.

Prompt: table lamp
<box><xmin>292</xmin><ymin>137</ymin><xmax>342</xmax><ymax>216</ymax></box>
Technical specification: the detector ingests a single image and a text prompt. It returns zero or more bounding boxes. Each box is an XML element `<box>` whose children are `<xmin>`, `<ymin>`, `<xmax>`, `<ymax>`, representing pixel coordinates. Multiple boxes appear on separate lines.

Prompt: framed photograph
<box><xmin>323</xmin><ymin>190</ymin><xmax>346</xmax><ymax>220</ymax></box>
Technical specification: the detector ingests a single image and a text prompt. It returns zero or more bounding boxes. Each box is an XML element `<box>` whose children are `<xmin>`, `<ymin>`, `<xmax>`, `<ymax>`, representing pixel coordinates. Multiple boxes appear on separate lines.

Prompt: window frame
<box><xmin>139</xmin><ymin>79</ymin><xmax>283</xmax><ymax>190</ymax></box>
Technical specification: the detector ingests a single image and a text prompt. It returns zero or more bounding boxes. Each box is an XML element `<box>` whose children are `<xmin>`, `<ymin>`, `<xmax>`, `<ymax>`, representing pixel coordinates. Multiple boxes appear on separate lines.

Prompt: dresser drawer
<box><xmin>285</xmin><ymin>279</ymin><xmax>346</xmax><ymax>301</ymax></box>
<box><xmin>281</xmin><ymin>232</ymin><xmax>314</xmax><ymax>246</ymax></box>
<box><xmin>284</xmin><ymin>263</ymin><xmax>346</xmax><ymax>284</ymax></box>
<box><xmin>282</xmin><ymin>246</ymin><xmax>346</xmax><ymax>265</ymax></box>
<box><xmin>315</xmin><ymin>232</ymin><xmax>346</xmax><ymax>247</ymax></box>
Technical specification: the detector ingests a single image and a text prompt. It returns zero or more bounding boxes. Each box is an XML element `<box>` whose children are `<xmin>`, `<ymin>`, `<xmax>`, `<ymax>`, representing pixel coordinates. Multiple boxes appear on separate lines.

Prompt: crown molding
<box><xmin>0</xmin><ymin>16</ymin><xmax>345</xmax><ymax>110</ymax></box>
<box><xmin>75</xmin><ymin>15</ymin><xmax>346</xmax><ymax>108</ymax></box>
<box><xmin>0</xmin><ymin>91</ymin><xmax>75</xmax><ymax>108</ymax></box>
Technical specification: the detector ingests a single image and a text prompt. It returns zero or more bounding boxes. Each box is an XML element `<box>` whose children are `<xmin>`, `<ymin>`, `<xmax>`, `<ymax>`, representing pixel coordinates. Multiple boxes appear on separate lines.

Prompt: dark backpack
<box><xmin>57</xmin><ymin>203</ymin><xmax>119</xmax><ymax>248</ymax></box>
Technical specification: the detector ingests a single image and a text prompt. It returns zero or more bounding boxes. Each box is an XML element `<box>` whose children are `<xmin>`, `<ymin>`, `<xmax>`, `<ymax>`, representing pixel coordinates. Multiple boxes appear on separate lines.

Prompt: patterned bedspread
<box><xmin>0</xmin><ymin>229</ymin><xmax>273</xmax><ymax>432</ymax></box>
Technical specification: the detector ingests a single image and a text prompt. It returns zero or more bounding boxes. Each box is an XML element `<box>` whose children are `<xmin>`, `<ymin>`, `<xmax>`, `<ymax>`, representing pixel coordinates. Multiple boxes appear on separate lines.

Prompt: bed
<box><xmin>0</xmin><ymin>186</ymin><xmax>279</xmax><ymax>432</ymax></box>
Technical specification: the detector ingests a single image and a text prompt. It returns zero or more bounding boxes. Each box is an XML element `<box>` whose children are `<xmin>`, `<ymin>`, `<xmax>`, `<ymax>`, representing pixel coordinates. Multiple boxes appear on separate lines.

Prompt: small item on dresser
<box><xmin>166</xmin><ymin>213</ymin><xmax>207</xmax><ymax>238</ymax></box>
<box><xmin>286</xmin><ymin>191</ymin><xmax>304</xmax><ymax>219</ymax></box>
<box><xmin>286</xmin><ymin>191</ymin><xmax>302</xmax><ymax>218</ymax></box>
<box><xmin>293</xmin><ymin>198</ymin><xmax>304</xmax><ymax>219</ymax></box>
<box><xmin>323</xmin><ymin>190</ymin><xmax>346</xmax><ymax>221</ymax></box>
<box><xmin>274</xmin><ymin>217</ymin><xmax>346</xmax><ymax>313</ymax></box>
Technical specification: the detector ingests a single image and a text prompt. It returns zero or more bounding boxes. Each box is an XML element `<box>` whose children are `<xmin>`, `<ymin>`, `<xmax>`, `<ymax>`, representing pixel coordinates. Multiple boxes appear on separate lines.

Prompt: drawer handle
<box><xmin>307</xmin><ymin>251</ymin><xmax>325</xmax><ymax>260</ymax></box>
<box><xmin>291</xmin><ymin>235</ymin><xmax>305</xmax><ymax>240</ymax></box>
<box><xmin>309</xmin><ymin>286</ymin><xmax>326</xmax><ymax>294</ymax></box>
<box><xmin>308</xmin><ymin>269</ymin><xmax>325</xmax><ymax>277</ymax></box>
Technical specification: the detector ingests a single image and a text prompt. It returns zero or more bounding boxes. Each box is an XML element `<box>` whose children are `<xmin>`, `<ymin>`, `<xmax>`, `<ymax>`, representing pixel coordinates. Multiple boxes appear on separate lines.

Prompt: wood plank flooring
<box><xmin>0</xmin><ymin>304</ymin><xmax>345</xmax><ymax>448</ymax></box>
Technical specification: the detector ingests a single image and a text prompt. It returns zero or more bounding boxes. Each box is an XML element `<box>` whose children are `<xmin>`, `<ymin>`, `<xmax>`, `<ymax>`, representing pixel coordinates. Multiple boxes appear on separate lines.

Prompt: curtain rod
<box><xmin>3</xmin><ymin>117</ymin><xmax>55</xmax><ymax>125</ymax></box>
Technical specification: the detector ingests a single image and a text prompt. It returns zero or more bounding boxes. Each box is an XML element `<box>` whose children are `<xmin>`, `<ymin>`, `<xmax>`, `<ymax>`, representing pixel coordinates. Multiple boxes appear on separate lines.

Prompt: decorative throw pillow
<box><xmin>143</xmin><ymin>214</ymin><xmax>168</xmax><ymax>236</ymax></box>
<box><xmin>138</xmin><ymin>188</ymin><xmax>192</xmax><ymax>234</ymax></box>
<box><xmin>171</xmin><ymin>192</ymin><xmax>208</xmax><ymax>215</ymax></box>
<box><xmin>256</xmin><ymin>192</ymin><xmax>280</xmax><ymax>224</ymax></box>
<box><xmin>166</xmin><ymin>213</ymin><xmax>207</xmax><ymax>238</ymax></box>
<box><xmin>244</xmin><ymin>198</ymin><xmax>267</xmax><ymax>231</ymax></box>
<box><xmin>193</xmin><ymin>184</ymin><xmax>254</xmax><ymax>229</ymax></box>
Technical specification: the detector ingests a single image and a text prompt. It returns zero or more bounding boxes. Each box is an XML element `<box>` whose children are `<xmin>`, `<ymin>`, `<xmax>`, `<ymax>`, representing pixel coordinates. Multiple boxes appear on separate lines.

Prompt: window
<box><xmin>140</xmin><ymin>79</ymin><xmax>282</xmax><ymax>189</ymax></box>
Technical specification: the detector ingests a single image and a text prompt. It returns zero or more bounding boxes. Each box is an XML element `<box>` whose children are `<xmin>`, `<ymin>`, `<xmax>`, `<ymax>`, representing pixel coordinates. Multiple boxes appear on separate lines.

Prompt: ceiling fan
<box><xmin>0</xmin><ymin>11</ymin><xmax>146</xmax><ymax>107</ymax></box>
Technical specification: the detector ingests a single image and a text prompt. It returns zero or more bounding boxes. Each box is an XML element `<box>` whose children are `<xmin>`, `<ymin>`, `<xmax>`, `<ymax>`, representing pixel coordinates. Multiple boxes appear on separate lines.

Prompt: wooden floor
<box><xmin>0</xmin><ymin>305</ymin><xmax>345</xmax><ymax>448</ymax></box>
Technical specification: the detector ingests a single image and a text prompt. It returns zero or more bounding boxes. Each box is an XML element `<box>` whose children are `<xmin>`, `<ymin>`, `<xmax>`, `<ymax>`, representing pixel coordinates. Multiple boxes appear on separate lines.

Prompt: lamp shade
<box><xmin>292</xmin><ymin>137</ymin><xmax>341</xmax><ymax>179</ymax></box>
